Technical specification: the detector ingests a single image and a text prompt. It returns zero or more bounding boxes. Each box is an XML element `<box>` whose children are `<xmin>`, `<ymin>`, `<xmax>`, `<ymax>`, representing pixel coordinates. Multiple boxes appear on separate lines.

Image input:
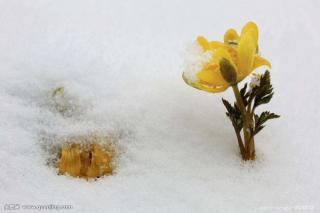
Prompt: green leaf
<box><xmin>222</xmin><ymin>98</ymin><xmax>234</xmax><ymax>114</ymax></box>
<box><xmin>240</xmin><ymin>83</ymin><xmax>249</xmax><ymax>106</ymax></box>
<box><xmin>222</xmin><ymin>98</ymin><xmax>243</xmax><ymax>131</ymax></box>
<box><xmin>253</xmin><ymin>111</ymin><xmax>280</xmax><ymax>135</ymax></box>
<box><xmin>251</xmin><ymin>71</ymin><xmax>274</xmax><ymax>109</ymax></box>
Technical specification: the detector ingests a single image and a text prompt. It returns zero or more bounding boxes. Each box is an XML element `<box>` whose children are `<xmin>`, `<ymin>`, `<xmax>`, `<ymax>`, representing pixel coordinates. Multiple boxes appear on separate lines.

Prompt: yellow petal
<box><xmin>182</xmin><ymin>73</ymin><xmax>228</xmax><ymax>93</ymax></box>
<box><xmin>226</xmin><ymin>47</ymin><xmax>238</xmax><ymax>67</ymax></box>
<box><xmin>197</xmin><ymin>36</ymin><xmax>210</xmax><ymax>51</ymax></box>
<box><xmin>240</xmin><ymin>21</ymin><xmax>258</xmax><ymax>44</ymax></box>
<box><xmin>182</xmin><ymin>47</ymin><xmax>233</xmax><ymax>92</ymax></box>
<box><xmin>212</xmin><ymin>47</ymin><xmax>237</xmax><ymax>69</ymax></box>
<box><xmin>197</xmin><ymin>65</ymin><xmax>227</xmax><ymax>86</ymax></box>
<box><xmin>86</xmin><ymin>163</ymin><xmax>100</xmax><ymax>178</ymax></box>
<box><xmin>201</xmin><ymin>48</ymin><xmax>238</xmax><ymax>85</ymax></box>
<box><xmin>197</xmin><ymin>65</ymin><xmax>217</xmax><ymax>83</ymax></box>
<box><xmin>87</xmin><ymin>144</ymin><xmax>112</xmax><ymax>177</ymax></box>
<box><xmin>59</xmin><ymin>144</ymin><xmax>81</xmax><ymax>177</ymax></box>
<box><xmin>252</xmin><ymin>56</ymin><xmax>271</xmax><ymax>70</ymax></box>
<box><xmin>196</xmin><ymin>83</ymin><xmax>229</xmax><ymax>93</ymax></box>
<box><xmin>224</xmin><ymin>28</ymin><xmax>239</xmax><ymax>44</ymax></box>
<box><xmin>197</xmin><ymin>37</ymin><xmax>232</xmax><ymax>51</ymax></box>
<box><xmin>209</xmin><ymin>41</ymin><xmax>225</xmax><ymax>49</ymax></box>
<box><xmin>80</xmin><ymin>150</ymin><xmax>90</xmax><ymax>176</ymax></box>
<box><xmin>237</xmin><ymin>32</ymin><xmax>256</xmax><ymax>77</ymax></box>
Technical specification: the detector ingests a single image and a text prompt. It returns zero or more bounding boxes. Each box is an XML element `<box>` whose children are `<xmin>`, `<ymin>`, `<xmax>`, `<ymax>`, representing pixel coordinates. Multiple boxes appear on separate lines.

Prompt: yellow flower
<box><xmin>59</xmin><ymin>143</ymin><xmax>113</xmax><ymax>179</ymax></box>
<box><xmin>182</xmin><ymin>21</ymin><xmax>271</xmax><ymax>93</ymax></box>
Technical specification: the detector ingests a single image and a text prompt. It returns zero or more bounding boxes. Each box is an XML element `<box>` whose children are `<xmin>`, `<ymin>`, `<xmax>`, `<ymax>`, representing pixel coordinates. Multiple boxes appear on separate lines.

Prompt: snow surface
<box><xmin>0</xmin><ymin>0</ymin><xmax>320</xmax><ymax>212</ymax></box>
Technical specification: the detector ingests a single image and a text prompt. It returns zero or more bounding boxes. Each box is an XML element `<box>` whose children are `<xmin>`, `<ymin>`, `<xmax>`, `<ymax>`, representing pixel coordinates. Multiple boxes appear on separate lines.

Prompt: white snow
<box><xmin>182</xmin><ymin>43</ymin><xmax>212</xmax><ymax>83</ymax></box>
<box><xmin>0</xmin><ymin>0</ymin><xmax>320</xmax><ymax>212</ymax></box>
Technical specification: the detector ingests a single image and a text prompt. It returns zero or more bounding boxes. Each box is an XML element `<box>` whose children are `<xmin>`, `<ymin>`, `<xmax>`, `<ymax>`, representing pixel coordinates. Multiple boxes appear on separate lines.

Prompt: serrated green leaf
<box><xmin>253</xmin><ymin>111</ymin><xmax>280</xmax><ymax>135</ymax></box>
<box><xmin>240</xmin><ymin>83</ymin><xmax>249</xmax><ymax>106</ymax></box>
<box><xmin>222</xmin><ymin>98</ymin><xmax>243</xmax><ymax>130</ymax></box>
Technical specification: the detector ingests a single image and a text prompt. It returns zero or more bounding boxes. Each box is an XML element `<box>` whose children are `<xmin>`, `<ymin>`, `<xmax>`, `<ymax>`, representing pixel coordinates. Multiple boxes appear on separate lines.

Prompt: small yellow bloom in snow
<box><xmin>183</xmin><ymin>21</ymin><xmax>271</xmax><ymax>93</ymax></box>
<box><xmin>59</xmin><ymin>143</ymin><xmax>113</xmax><ymax>179</ymax></box>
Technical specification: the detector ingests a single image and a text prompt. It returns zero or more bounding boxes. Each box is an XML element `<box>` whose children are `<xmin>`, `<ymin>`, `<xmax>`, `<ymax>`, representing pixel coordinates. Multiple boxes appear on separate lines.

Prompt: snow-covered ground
<box><xmin>0</xmin><ymin>0</ymin><xmax>319</xmax><ymax>212</ymax></box>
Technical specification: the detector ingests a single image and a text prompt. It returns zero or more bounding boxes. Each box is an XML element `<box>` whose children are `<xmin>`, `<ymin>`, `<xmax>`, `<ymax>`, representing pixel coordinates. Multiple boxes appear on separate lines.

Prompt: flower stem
<box><xmin>232</xmin><ymin>84</ymin><xmax>255</xmax><ymax>160</ymax></box>
<box><xmin>232</xmin><ymin>123</ymin><xmax>246</xmax><ymax>157</ymax></box>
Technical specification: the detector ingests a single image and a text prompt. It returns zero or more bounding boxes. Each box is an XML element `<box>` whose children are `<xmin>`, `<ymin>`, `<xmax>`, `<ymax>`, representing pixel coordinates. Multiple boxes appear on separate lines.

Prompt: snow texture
<box><xmin>182</xmin><ymin>43</ymin><xmax>212</xmax><ymax>83</ymax></box>
<box><xmin>0</xmin><ymin>0</ymin><xmax>320</xmax><ymax>212</ymax></box>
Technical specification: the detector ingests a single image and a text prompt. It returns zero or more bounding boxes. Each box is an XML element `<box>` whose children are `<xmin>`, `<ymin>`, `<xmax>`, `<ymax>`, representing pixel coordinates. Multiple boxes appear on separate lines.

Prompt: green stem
<box><xmin>232</xmin><ymin>84</ymin><xmax>254</xmax><ymax>160</ymax></box>
<box><xmin>232</xmin><ymin>123</ymin><xmax>246</xmax><ymax>157</ymax></box>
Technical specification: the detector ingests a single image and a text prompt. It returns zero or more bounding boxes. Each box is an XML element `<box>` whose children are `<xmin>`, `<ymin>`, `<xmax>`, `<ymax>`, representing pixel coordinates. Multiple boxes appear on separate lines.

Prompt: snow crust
<box><xmin>0</xmin><ymin>0</ymin><xmax>320</xmax><ymax>212</ymax></box>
